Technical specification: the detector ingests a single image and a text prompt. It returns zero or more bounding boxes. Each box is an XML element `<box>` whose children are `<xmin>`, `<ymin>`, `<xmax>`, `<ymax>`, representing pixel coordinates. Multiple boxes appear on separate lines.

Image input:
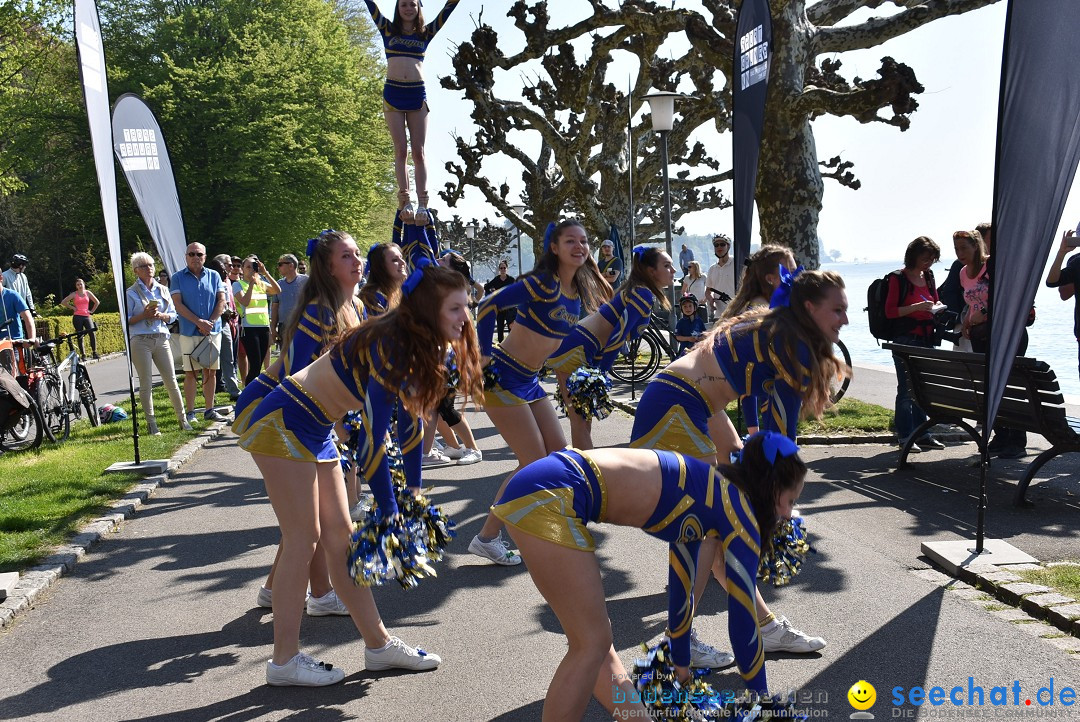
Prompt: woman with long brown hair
<box><xmin>358</xmin><ymin>242</ymin><xmax>408</xmax><ymax>316</ymax></box>
<box><xmin>238</xmin><ymin>262</ymin><xmax>482</xmax><ymax>686</ymax></box>
<box><xmin>467</xmin><ymin>218</ymin><xmax>611</xmax><ymax>565</ymax></box>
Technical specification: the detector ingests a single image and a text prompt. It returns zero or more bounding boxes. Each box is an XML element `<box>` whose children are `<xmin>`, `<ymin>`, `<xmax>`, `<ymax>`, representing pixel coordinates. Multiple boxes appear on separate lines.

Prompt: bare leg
<box><xmin>478</xmin><ymin>400</ymin><xmax>566</xmax><ymax>538</ymax></box>
<box><xmin>384</xmin><ymin>109</ymin><xmax>411</xmax><ymax>203</ymax></box>
<box><xmin>555</xmin><ymin>371</ymin><xmax>593</xmax><ymax>450</ymax></box>
<box><xmin>263</xmin><ymin>539</ymin><xmax>332</xmax><ymax>599</ymax></box>
<box><xmin>422</xmin><ymin>410</ymin><xmax>439</xmax><ymax>455</ymax></box>
<box><xmin>436</xmin><ymin>417</ymin><xmax>460</xmax><ymax>450</ymax></box>
<box><xmin>405</xmin><ymin>107</ymin><xmax>429</xmax><ymax>205</ymax></box>
<box><xmin>508</xmin><ymin>528</ymin><xmax>648</xmax><ymax>721</ymax></box>
<box><xmin>450</xmin><ymin>417</ymin><xmax>479</xmax><ymax>450</ymax></box>
<box><xmin>203</xmin><ymin>369</ymin><xmax>217</xmax><ymax>412</ymax></box>
<box><xmin>183</xmin><ymin>370</ymin><xmax>197</xmax><ymax>414</ymax></box>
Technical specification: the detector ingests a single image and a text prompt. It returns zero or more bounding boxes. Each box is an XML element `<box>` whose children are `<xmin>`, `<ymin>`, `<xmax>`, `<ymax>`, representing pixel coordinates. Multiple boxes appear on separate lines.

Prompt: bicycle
<box><xmin>0</xmin><ymin>339</ymin><xmax>46</xmax><ymax>452</ymax></box>
<box><xmin>32</xmin><ymin>329</ymin><xmax>101</xmax><ymax>442</ymax></box>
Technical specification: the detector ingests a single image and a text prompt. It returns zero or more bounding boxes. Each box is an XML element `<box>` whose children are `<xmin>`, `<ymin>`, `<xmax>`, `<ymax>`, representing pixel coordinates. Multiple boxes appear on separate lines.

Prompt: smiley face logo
<box><xmin>848</xmin><ymin>680</ymin><xmax>877</xmax><ymax>711</ymax></box>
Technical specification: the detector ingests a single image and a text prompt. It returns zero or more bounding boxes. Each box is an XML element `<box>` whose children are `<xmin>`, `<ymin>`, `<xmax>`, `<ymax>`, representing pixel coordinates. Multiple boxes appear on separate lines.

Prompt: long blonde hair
<box><xmin>722</xmin><ymin>244</ymin><xmax>794</xmax><ymax>320</ymax></box>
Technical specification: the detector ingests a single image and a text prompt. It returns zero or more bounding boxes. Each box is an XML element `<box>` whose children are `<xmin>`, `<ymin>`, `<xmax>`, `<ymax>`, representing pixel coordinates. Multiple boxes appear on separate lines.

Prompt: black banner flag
<box><xmin>732</xmin><ymin>0</ymin><xmax>772</xmax><ymax>278</ymax></box>
<box><xmin>112</xmin><ymin>94</ymin><xmax>188</xmax><ymax>277</ymax></box>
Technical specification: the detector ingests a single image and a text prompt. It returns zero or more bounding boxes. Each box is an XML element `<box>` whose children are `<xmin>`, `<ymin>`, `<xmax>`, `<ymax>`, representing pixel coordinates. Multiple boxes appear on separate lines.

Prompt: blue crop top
<box><xmin>644</xmin><ymin>450</ymin><xmax>766</xmax><ymax>692</ymax></box>
<box><xmin>285</xmin><ymin>301</ymin><xmax>366</xmax><ymax>375</ymax></box>
<box><xmin>711</xmin><ymin>318</ymin><xmax>812</xmax><ymax>439</ymax></box>
<box><xmin>476</xmin><ymin>273</ymin><xmax>581</xmax><ymax>355</ymax></box>
<box><xmin>596</xmin><ymin>287</ymin><xmax>654</xmax><ymax>372</ymax></box>
<box><xmin>365</xmin><ymin>0</ymin><xmax>460</xmax><ymax>61</ymax></box>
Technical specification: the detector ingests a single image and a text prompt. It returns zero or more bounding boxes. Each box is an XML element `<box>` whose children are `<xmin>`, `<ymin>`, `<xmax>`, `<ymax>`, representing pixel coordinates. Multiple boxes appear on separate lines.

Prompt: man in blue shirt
<box><xmin>1046</xmin><ymin>228</ymin><xmax>1080</xmax><ymax>381</ymax></box>
<box><xmin>171</xmin><ymin>242</ymin><xmax>228</xmax><ymax>423</ymax></box>
<box><xmin>0</xmin><ymin>274</ymin><xmax>36</xmax><ymax>342</ymax></box>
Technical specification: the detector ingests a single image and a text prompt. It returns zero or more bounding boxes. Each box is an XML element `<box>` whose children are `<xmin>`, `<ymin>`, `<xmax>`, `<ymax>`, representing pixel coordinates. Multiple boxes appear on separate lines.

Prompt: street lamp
<box><xmin>465</xmin><ymin>220</ymin><xmax>478</xmax><ymax>267</ymax></box>
<box><xmin>642</xmin><ymin>90</ymin><xmax>685</xmax><ymax>338</ymax></box>
<box><xmin>509</xmin><ymin>203</ymin><xmax>526</xmax><ymax>276</ymax></box>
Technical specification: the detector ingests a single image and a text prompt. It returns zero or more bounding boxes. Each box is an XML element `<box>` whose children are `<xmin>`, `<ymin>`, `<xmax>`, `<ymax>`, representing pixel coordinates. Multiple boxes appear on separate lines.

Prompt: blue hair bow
<box><xmin>402</xmin><ymin>256</ymin><xmax>432</xmax><ymax>297</ymax></box>
<box><xmin>542</xmin><ymin>222</ymin><xmax>557</xmax><ymax>251</ymax></box>
<box><xmin>769</xmin><ymin>264</ymin><xmax>804</xmax><ymax>309</ymax></box>
<box><xmin>306</xmin><ymin>237</ymin><xmax>318</xmax><ymax>257</ymax></box>
<box><xmin>632</xmin><ymin>245</ymin><xmax>649</xmax><ymax>263</ymax></box>
<box><xmin>741</xmin><ymin>430</ymin><xmax>800</xmax><ymax>465</ymax></box>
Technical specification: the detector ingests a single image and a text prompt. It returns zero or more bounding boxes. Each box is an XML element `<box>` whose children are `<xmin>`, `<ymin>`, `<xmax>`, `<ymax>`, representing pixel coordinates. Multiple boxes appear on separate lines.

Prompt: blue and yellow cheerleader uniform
<box><xmin>493</xmin><ymin>448</ymin><xmax>766</xmax><ymax>692</ymax></box>
<box><xmin>475</xmin><ymin>273</ymin><xmax>580</xmax><ymax>407</ymax></box>
<box><xmin>364</xmin><ymin>0</ymin><xmax>460</xmax><ymax>112</ymax></box>
<box><xmin>630</xmin><ymin>318</ymin><xmax>812</xmax><ymax>456</ymax></box>
<box><xmin>548</xmin><ymin>287</ymin><xmax>654</xmax><ymax>375</ymax></box>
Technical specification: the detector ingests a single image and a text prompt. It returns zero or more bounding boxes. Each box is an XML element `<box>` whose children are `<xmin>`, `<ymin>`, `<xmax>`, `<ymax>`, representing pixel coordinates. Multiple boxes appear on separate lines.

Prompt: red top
<box><xmin>885</xmin><ymin>271</ymin><xmax>938</xmax><ymax>338</ymax></box>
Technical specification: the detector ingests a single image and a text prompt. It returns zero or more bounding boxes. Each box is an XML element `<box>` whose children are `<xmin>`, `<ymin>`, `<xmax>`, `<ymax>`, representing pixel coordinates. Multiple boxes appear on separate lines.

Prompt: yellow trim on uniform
<box><xmin>493</xmin><ymin>488</ymin><xmax>596</xmax><ymax>552</ymax></box>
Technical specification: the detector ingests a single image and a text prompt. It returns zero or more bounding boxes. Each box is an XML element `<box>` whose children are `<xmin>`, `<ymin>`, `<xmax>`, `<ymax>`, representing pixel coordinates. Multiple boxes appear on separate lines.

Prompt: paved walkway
<box><xmin>2</xmin><ymin>365</ymin><xmax>1079</xmax><ymax>719</ymax></box>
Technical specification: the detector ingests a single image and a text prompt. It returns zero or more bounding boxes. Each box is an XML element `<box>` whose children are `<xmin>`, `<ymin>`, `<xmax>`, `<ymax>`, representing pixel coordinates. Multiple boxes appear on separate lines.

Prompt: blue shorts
<box><xmin>493</xmin><ymin>449</ymin><xmax>608</xmax><ymax>551</ymax></box>
<box><xmin>383</xmin><ymin>79</ymin><xmax>427</xmax><ymax>112</ymax></box>
<box><xmin>237</xmin><ymin>376</ymin><xmax>339</xmax><ymax>463</ymax></box>
<box><xmin>231</xmin><ymin>368</ymin><xmax>280</xmax><ymax>436</ymax></box>
<box><xmin>547</xmin><ymin>326</ymin><xmax>602</xmax><ymax>375</ymax></box>
<box><xmin>629</xmin><ymin>370</ymin><xmax>718</xmax><ymax>459</ymax></box>
<box><xmin>483</xmin><ymin>347</ymin><xmax>547</xmax><ymax>408</ymax></box>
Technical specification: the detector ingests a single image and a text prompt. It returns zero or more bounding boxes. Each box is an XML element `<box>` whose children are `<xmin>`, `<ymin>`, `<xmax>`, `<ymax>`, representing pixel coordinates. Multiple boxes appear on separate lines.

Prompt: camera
<box><xmin>932</xmin><ymin>308</ymin><xmax>961</xmax><ymax>345</ymax></box>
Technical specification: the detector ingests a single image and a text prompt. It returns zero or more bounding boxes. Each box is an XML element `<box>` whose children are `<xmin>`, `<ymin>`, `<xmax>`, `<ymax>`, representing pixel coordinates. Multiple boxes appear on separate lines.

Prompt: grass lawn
<box><xmin>722</xmin><ymin>396</ymin><xmax>894</xmax><ymax>436</ymax></box>
<box><xmin>0</xmin><ymin>386</ymin><xmax>232</xmax><ymax>573</ymax></box>
<box><xmin>1018</xmin><ymin>563</ymin><xmax>1080</xmax><ymax>601</ymax></box>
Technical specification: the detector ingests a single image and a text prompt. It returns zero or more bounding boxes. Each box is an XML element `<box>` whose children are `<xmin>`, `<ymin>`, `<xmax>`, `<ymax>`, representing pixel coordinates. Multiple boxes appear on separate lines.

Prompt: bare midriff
<box><xmin>497</xmin><ymin>324</ymin><xmax>564</xmax><ymax>371</ymax></box>
<box><xmin>663</xmin><ymin>341</ymin><xmax>737</xmax><ymax>413</ymax></box>
<box><xmin>291</xmin><ymin>353</ymin><xmax>364</xmax><ymax>422</ymax></box>
<box><xmin>386</xmin><ymin>55</ymin><xmax>423</xmax><ymax>83</ymax></box>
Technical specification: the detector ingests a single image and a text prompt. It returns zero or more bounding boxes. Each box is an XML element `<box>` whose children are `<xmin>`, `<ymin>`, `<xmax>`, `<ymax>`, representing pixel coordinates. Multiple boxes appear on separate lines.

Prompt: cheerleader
<box><xmin>630</xmin><ymin>269</ymin><xmax>848</xmax><ymax>659</ymax></box>
<box><xmin>494</xmin><ymin>432</ymin><xmax>805</xmax><ymax>719</ymax></box>
<box><xmin>548</xmin><ymin>245</ymin><xmax>675</xmax><ymax>449</ymax></box>
<box><xmin>238</xmin><ymin>262</ymin><xmax>482</xmax><ymax>685</ymax></box>
<box><xmin>468</xmin><ymin>219</ymin><xmax>610</xmax><ymax>564</ymax></box>
<box><xmin>364</xmin><ymin>0</ymin><xmax>461</xmax><ymax>224</ymax></box>
<box><xmin>358</xmin><ymin>242</ymin><xmax>408</xmax><ymax>315</ymax></box>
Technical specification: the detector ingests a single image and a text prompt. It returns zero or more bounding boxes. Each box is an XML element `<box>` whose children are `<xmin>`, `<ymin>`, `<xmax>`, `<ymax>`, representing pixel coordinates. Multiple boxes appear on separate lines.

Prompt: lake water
<box><xmin>822</xmin><ymin>260</ymin><xmax>1080</xmax><ymax>402</ymax></box>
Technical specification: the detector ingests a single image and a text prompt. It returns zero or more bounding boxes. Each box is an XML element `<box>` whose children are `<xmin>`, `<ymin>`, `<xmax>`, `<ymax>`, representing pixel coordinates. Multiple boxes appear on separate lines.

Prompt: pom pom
<box><xmin>483</xmin><ymin>363</ymin><xmax>500</xmax><ymax>391</ymax></box>
<box><xmin>758</xmin><ymin>516</ymin><xmax>815</xmax><ymax>587</ymax></box>
<box><xmin>445</xmin><ymin>351</ymin><xmax>460</xmax><ymax>390</ymax></box>
<box><xmin>558</xmin><ymin>366</ymin><xmax>613</xmax><ymax>421</ymax></box>
<box><xmin>631</xmin><ymin>639</ymin><xmax>808</xmax><ymax>721</ymax></box>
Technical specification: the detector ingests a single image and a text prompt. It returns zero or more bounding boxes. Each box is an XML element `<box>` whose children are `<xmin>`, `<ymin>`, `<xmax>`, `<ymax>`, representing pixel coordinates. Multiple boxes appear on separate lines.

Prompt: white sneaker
<box><xmin>762</xmin><ymin>616</ymin><xmax>827</xmax><ymax>653</ymax></box>
<box><xmin>456</xmin><ymin>448</ymin><xmax>483</xmax><ymax>465</ymax></box>
<box><xmin>256</xmin><ymin>586</ymin><xmax>272</xmax><ymax>608</ymax></box>
<box><xmin>438</xmin><ymin>443</ymin><xmax>465</xmax><ymax>461</ymax></box>
<box><xmin>421</xmin><ymin>448</ymin><xmax>453</xmax><ymax>467</ymax></box>
<box><xmin>266</xmin><ymin>652</ymin><xmax>344</xmax><ymax>686</ymax></box>
<box><xmin>306</xmin><ymin>590</ymin><xmax>350</xmax><ymax>617</ymax></box>
<box><xmin>689</xmin><ymin>628</ymin><xmax>735</xmax><ymax>669</ymax></box>
<box><xmin>350</xmin><ymin>494</ymin><xmax>374</xmax><ymax>522</ymax></box>
<box><xmin>364</xmin><ymin>636</ymin><xmax>441</xmax><ymax>672</ymax></box>
<box><xmin>468</xmin><ymin>531</ymin><xmax>522</xmax><ymax>565</ymax></box>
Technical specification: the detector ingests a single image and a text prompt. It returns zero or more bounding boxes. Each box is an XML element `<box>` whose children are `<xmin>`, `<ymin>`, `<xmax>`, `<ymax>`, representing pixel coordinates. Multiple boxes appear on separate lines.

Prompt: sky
<box><xmin>405</xmin><ymin>0</ymin><xmax>1080</xmax><ymax>265</ymax></box>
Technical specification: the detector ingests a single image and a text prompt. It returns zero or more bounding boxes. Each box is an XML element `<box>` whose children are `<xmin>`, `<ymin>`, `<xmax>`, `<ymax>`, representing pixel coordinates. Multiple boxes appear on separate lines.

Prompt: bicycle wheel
<box><xmin>76</xmin><ymin>366</ymin><xmax>100</xmax><ymax>427</ymax></box>
<box><xmin>610</xmin><ymin>331</ymin><xmax>662</xmax><ymax>384</ymax></box>
<box><xmin>36</xmin><ymin>374</ymin><xmax>70</xmax><ymax>442</ymax></box>
<box><xmin>1</xmin><ymin>397</ymin><xmax>45</xmax><ymax>451</ymax></box>
<box><xmin>830</xmin><ymin>339</ymin><xmax>853</xmax><ymax>404</ymax></box>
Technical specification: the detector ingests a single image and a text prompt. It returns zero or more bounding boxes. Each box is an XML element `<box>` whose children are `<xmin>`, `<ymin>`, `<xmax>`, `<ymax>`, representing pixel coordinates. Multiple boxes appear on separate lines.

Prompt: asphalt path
<box><xmin>2</xmin><ymin>373</ymin><xmax>1079</xmax><ymax>720</ymax></box>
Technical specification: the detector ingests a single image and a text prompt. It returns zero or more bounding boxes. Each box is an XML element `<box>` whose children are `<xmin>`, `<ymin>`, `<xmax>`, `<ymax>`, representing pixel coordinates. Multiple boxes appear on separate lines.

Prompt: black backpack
<box><xmin>866</xmin><ymin>269</ymin><xmax>936</xmax><ymax>342</ymax></box>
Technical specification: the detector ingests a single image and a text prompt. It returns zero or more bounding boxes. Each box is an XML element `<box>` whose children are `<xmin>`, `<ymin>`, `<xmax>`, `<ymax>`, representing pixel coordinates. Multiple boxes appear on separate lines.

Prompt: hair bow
<box><xmin>769</xmin><ymin>264</ymin><xmax>804</xmax><ymax>309</ymax></box>
<box><xmin>542</xmin><ymin>222</ymin><xmax>557</xmax><ymax>251</ymax></box>
<box><xmin>741</xmin><ymin>430</ymin><xmax>800</xmax><ymax>465</ymax></box>
<box><xmin>402</xmin><ymin>256</ymin><xmax>432</xmax><ymax>297</ymax></box>
<box><xmin>306</xmin><ymin>237</ymin><xmax>318</xmax><ymax>258</ymax></box>
<box><xmin>632</xmin><ymin>245</ymin><xmax>648</xmax><ymax>262</ymax></box>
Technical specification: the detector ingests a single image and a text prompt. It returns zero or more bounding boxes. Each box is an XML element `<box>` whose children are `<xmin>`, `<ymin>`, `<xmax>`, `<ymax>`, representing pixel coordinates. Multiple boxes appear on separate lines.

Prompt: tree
<box><xmin>436</xmin><ymin>213</ymin><xmax>514</xmax><ymax>275</ymax></box>
<box><xmin>445</xmin><ymin>0</ymin><xmax>1000</xmax><ymax>268</ymax></box>
<box><xmin>441</xmin><ymin>0</ymin><xmax>732</xmax><ymax>260</ymax></box>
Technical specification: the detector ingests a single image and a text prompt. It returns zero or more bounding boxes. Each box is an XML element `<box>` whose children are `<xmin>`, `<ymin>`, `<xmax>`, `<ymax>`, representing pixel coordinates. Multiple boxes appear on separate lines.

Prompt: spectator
<box><xmin>228</xmin><ymin>257</ymin><xmax>247</xmax><ymax>382</ymax></box>
<box><xmin>483</xmin><ymin>259</ymin><xmax>516</xmax><ymax>342</ymax></box>
<box><xmin>210</xmin><ymin>254</ymin><xmax>242</xmax><ymax>400</ymax></box>
<box><xmin>2</xmin><ymin>254</ymin><xmax>34</xmax><ymax>313</ymax></box>
<box><xmin>0</xmin><ymin>274</ymin><xmax>35</xmax><ymax>342</ymax></box>
<box><xmin>598</xmin><ymin>239</ymin><xmax>623</xmax><ymax>286</ymax></box>
<box><xmin>673</xmin><ymin>294</ymin><xmax>705</xmax><ymax>356</ymax></box>
<box><xmin>1046</xmin><ymin>228</ymin><xmax>1080</xmax><ymax>382</ymax></box>
<box><xmin>126</xmin><ymin>252</ymin><xmax>190</xmax><ymax>434</ymax></box>
<box><xmin>171</xmin><ymin>242</ymin><xmax>229</xmax><ymax>424</ymax></box>
<box><xmin>678</xmin><ymin>243</ymin><xmax>695</xmax><ymax>276</ymax></box>
<box><xmin>705</xmin><ymin>234</ymin><xmax>736</xmax><ymax>321</ymax></box>
<box><xmin>270</xmin><ymin>253</ymin><xmax>308</xmax><ymax>349</ymax></box>
<box><xmin>157</xmin><ymin>269</ymin><xmax>171</xmax><ymax>289</ymax></box>
<box><xmin>680</xmin><ymin>260</ymin><xmax>708</xmax><ymax>321</ymax></box>
<box><xmin>297</xmin><ymin>257</ymin><xmax>308</xmax><ymax>275</ymax></box>
<box><xmin>234</xmin><ymin>255</ymin><xmax>280</xmax><ymax>385</ymax></box>
<box><xmin>59</xmin><ymin>278</ymin><xmax>100</xmax><ymax>359</ymax></box>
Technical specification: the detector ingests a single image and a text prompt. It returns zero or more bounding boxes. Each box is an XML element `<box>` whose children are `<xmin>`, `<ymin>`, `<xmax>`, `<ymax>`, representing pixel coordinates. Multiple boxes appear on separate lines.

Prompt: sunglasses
<box><xmin>713</xmin><ymin>242</ymin><xmax>729</xmax><ymax>248</ymax></box>
<box><xmin>277</xmin><ymin>261</ymin><xmax>291</xmax><ymax>266</ymax></box>
<box><xmin>136</xmin><ymin>264</ymin><xmax>154</xmax><ymax>270</ymax></box>
<box><xmin>187</xmin><ymin>252</ymin><xmax>205</xmax><ymax>257</ymax></box>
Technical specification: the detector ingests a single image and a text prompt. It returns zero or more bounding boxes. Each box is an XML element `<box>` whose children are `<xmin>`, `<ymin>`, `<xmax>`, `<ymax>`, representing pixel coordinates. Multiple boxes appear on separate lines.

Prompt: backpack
<box><xmin>866</xmin><ymin>269</ymin><xmax>937</xmax><ymax>342</ymax></box>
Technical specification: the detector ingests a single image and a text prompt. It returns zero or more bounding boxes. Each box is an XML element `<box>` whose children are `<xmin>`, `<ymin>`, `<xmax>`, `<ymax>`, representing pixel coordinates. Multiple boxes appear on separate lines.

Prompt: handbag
<box><xmin>190</xmin><ymin>334</ymin><xmax>219</xmax><ymax>368</ymax></box>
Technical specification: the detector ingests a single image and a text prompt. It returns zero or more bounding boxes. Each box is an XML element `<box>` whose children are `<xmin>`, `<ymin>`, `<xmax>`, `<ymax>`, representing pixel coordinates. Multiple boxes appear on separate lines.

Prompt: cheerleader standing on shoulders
<box><xmin>238</xmin><ymin>263</ymin><xmax>483</xmax><ymax>685</ymax></box>
<box><xmin>364</xmin><ymin>0</ymin><xmax>461</xmax><ymax>224</ymax></box>
<box><xmin>235</xmin><ymin>230</ymin><xmax>367</xmax><ymax>615</ymax></box>
<box><xmin>547</xmin><ymin>245</ymin><xmax>675</xmax><ymax>449</ymax></box>
<box><xmin>630</xmin><ymin>269</ymin><xmax>848</xmax><ymax>660</ymax></box>
<box><xmin>468</xmin><ymin>219</ymin><xmax>610</xmax><ymax>564</ymax></box>
<box><xmin>493</xmin><ymin>432</ymin><xmax>805</xmax><ymax>720</ymax></box>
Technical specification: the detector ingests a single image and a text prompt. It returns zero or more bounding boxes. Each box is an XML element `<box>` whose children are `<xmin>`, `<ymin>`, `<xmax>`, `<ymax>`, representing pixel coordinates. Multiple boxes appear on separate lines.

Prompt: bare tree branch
<box><xmin>815</xmin><ymin>0</ymin><xmax>1001</xmax><ymax>55</ymax></box>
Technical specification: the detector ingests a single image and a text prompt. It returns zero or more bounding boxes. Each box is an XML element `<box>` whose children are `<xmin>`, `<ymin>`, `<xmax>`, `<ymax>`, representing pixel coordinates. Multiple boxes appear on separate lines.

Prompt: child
<box><xmin>674</xmin><ymin>294</ymin><xmax>705</xmax><ymax>356</ymax></box>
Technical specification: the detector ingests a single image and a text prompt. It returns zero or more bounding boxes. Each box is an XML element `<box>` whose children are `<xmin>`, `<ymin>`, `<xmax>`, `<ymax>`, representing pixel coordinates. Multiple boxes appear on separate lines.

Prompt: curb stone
<box><xmin>0</xmin><ymin>422</ymin><xmax>226</xmax><ymax>629</ymax></box>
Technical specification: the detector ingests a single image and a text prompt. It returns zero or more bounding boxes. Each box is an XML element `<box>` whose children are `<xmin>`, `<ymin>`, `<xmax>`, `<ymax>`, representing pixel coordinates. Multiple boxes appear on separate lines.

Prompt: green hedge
<box><xmin>38</xmin><ymin>312</ymin><xmax>127</xmax><ymax>355</ymax></box>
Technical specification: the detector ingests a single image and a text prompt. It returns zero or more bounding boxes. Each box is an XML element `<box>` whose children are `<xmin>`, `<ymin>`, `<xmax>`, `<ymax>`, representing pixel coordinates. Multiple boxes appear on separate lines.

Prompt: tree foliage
<box><xmin>444</xmin><ymin>0</ymin><xmax>1000</xmax><ymax>268</ymax></box>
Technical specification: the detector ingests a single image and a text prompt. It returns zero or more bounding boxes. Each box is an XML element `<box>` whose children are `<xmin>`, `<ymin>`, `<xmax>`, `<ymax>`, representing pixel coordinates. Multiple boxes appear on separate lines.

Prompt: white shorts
<box><xmin>179</xmin><ymin>333</ymin><xmax>222</xmax><ymax>371</ymax></box>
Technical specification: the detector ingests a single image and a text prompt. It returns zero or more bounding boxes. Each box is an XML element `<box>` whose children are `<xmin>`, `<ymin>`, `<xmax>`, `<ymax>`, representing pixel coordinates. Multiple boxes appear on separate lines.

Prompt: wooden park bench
<box><xmin>884</xmin><ymin>343</ymin><xmax>1080</xmax><ymax>507</ymax></box>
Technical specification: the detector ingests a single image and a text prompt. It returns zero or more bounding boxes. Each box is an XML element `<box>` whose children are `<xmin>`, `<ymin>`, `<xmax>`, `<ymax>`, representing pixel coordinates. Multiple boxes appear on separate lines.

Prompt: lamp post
<box><xmin>465</xmin><ymin>220</ymin><xmax>478</xmax><ymax>267</ymax></box>
<box><xmin>642</xmin><ymin>90</ymin><xmax>684</xmax><ymax>338</ymax></box>
<box><xmin>510</xmin><ymin>203</ymin><xmax>526</xmax><ymax>276</ymax></box>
